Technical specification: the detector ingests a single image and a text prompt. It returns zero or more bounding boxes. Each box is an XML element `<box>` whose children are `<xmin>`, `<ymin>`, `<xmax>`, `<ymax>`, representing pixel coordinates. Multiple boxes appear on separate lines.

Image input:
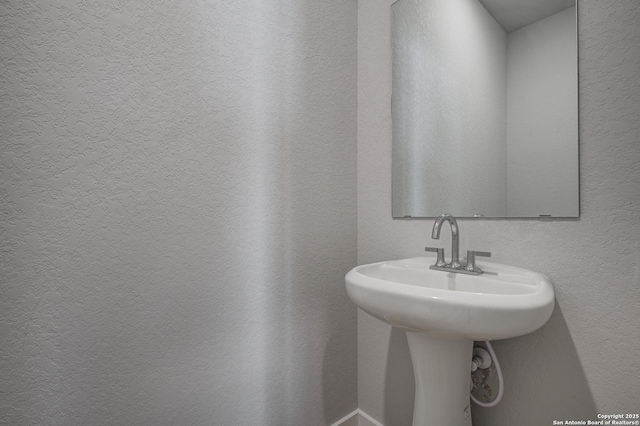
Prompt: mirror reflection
<box><xmin>391</xmin><ymin>0</ymin><xmax>578</xmax><ymax>218</ymax></box>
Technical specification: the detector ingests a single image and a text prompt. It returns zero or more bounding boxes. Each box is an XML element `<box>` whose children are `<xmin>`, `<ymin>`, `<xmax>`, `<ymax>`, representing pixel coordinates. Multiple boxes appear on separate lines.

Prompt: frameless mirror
<box><xmin>391</xmin><ymin>0</ymin><xmax>579</xmax><ymax>218</ymax></box>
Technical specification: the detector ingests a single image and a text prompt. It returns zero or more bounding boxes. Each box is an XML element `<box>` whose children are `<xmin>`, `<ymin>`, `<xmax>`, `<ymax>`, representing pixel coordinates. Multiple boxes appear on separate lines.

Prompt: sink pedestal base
<box><xmin>406</xmin><ymin>332</ymin><xmax>474</xmax><ymax>426</ymax></box>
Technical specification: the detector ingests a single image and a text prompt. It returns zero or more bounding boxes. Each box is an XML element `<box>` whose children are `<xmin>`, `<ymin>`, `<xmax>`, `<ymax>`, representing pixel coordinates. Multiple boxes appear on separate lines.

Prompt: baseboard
<box><xmin>330</xmin><ymin>409</ymin><xmax>384</xmax><ymax>426</ymax></box>
<box><xmin>357</xmin><ymin>410</ymin><xmax>384</xmax><ymax>426</ymax></box>
<box><xmin>330</xmin><ymin>410</ymin><xmax>359</xmax><ymax>426</ymax></box>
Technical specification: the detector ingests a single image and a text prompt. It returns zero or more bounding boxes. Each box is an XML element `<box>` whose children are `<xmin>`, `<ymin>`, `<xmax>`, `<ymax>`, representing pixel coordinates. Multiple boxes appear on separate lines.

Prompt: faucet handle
<box><xmin>425</xmin><ymin>247</ymin><xmax>446</xmax><ymax>267</ymax></box>
<box><xmin>471</xmin><ymin>251</ymin><xmax>491</xmax><ymax>258</ymax></box>
<box><xmin>465</xmin><ymin>250</ymin><xmax>491</xmax><ymax>274</ymax></box>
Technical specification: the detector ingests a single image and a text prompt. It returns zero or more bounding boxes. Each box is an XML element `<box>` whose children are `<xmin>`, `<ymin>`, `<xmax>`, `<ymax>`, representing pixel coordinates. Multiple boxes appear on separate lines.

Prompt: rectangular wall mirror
<box><xmin>391</xmin><ymin>0</ymin><xmax>579</xmax><ymax>218</ymax></box>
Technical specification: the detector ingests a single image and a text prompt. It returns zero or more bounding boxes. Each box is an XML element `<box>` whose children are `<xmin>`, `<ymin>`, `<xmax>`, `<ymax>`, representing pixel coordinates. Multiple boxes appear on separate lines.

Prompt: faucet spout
<box><xmin>431</xmin><ymin>213</ymin><xmax>461</xmax><ymax>268</ymax></box>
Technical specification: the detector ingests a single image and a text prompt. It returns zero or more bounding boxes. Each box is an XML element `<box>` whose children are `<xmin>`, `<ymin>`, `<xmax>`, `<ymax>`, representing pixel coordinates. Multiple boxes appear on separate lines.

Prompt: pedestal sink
<box><xmin>345</xmin><ymin>256</ymin><xmax>555</xmax><ymax>426</ymax></box>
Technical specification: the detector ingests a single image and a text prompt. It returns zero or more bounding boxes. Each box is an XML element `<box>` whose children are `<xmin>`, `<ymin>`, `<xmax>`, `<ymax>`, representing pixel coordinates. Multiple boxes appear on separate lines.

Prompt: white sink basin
<box><xmin>346</xmin><ymin>256</ymin><xmax>555</xmax><ymax>340</ymax></box>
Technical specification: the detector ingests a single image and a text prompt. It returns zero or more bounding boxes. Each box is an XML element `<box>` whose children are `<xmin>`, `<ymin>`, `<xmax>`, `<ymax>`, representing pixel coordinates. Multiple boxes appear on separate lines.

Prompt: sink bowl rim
<box><xmin>349</xmin><ymin>257</ymin><xmax>553</xmax><ymax>303</ymax></box>
<box><xmin>346</xmin><ymin>256</ymin><xmax>556</xmax><ymax>332</ymax></box>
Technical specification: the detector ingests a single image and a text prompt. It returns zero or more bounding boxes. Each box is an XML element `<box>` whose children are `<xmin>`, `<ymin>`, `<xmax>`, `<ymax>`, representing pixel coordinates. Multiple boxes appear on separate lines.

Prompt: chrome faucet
<box><xmin>425</xmin><ymin>213</ymin><xmax>491</xmax><ymax>275</ymax></box>
<box><xmin>432</xmin><ymin>213</ymin><xmax>461</xmax><ymax>269</ymax></box>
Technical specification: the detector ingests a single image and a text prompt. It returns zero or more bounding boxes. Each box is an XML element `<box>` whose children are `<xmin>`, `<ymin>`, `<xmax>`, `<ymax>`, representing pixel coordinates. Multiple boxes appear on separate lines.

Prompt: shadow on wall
<box><xmin>472</xmin><ymin>302</ymin><xmax>597</xmax><ymax>425</ymax></box>
<box><xmin>380</xmin><ymin>302</ymin><xmax>597</xmax><ymax>425</ymax></box>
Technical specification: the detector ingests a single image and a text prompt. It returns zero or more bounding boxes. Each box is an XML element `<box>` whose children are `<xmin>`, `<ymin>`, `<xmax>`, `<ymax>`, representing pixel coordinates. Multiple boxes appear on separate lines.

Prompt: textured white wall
<box><xmin>506</xmin><ymin>6</ymin><xmax>579</xmax><ymax>217</ymax></box>
<box><xmin>391</xmin><ymin>0</ymin><xmax>507</xmax><ymax>218</ymax></box>
<box><xmin>358</xmin><ymin>0</ymin><xmax>639</xmax><ymax>425</ymax></box>
<box><xmin>0</xmin><ymin>1</ymin><xmax>357</xmax><ymax>424</ymax></box>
